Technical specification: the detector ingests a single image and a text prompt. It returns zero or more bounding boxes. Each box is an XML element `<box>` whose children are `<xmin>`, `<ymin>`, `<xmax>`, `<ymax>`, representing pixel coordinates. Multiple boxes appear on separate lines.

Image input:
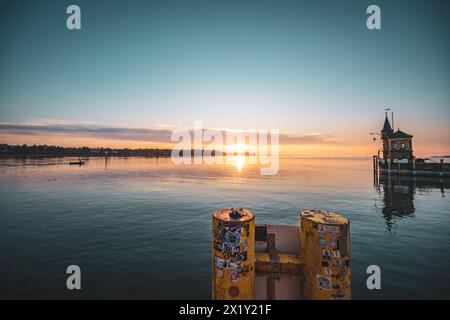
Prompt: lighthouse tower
<box><xmin>380</xmin><ymin>114</ymin><xmax>393</xmax><ymax>160</ymax></box>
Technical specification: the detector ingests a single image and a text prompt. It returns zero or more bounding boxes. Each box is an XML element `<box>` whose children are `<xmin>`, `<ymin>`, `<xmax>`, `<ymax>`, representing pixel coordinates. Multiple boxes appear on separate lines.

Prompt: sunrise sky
<box><xmin>0</xmin><ymin>0</ymin><xmax>449</xmax><ymax>157</ymax></box>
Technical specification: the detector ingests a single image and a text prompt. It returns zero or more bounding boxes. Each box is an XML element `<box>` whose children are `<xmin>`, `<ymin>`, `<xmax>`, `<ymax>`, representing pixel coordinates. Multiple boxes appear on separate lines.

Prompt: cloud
<box><xmin>279</xmin><ymin>132</ymin><xmax>343</xmax><ymax>145</ymax></box>
<box><xmin>0</xmin><ymin>122</ymin><xmax>342</xmax><ymax>145</ymax></box>
<box><xmin>0</xmin><ymin>122</ymin><xmax>173</xmax><ymax>143</ymax></box>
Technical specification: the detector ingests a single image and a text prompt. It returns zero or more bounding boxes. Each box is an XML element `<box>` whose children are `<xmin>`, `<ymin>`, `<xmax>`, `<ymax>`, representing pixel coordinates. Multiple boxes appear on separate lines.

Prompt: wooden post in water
<box><xmin>372</xmin><ymin>156</ymin><xmax>375</xmax><ymax>174</ymax></box>
<box><xmin>387</xmin><ymin>157</ymin><xmax>391</xmax><ymax>175</ymax></box>
<box><xmin>373</xmin><ymin>155</ymin><xmax>378</xmax><ymax>177</ymax></box>
<box><xmin>212</xmin><ymin>208</ymin><xmax>255</xmax><ymax>299</ymax></box>
<box><xmin>373</xmin><ymin>155</ymin><xmax>380</xmax><ymax>185</ymax></box>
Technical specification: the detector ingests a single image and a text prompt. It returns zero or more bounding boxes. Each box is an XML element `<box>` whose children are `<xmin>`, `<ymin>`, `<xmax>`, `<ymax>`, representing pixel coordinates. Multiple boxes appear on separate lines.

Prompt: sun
<box><xmin>227</xmin><ymin>143</ymin><xmax>247</xmax><ymax>154</ymax></box>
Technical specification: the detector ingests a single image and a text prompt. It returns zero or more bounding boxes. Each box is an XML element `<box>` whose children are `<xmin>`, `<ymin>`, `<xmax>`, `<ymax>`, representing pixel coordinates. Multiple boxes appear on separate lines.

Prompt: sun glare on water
<box><xmin>226</xmin><ymin>143</ymin><xmax>249</xmax><ymax>173</ymax></box>
<box><xmin>234</xmin><ymin>155</ymin><xmax>245</xmax><ymax>173</ymax></box>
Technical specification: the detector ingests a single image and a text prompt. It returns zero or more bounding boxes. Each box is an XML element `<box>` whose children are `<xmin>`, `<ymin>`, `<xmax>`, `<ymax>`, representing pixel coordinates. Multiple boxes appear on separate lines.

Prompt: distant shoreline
<box><xmin>1</xmin><ymin>143</ymin><xmax>448</xmax><ymax>160</ymax></box>
<box><xmin>0</xmin><ymin>143</ymin><xmax>250</xmax><ymax>159</ymax></box>
<box><xmin>0</xmin><ymin>143</ymin><xmax>172</xmax><ymax>158</ymax></box>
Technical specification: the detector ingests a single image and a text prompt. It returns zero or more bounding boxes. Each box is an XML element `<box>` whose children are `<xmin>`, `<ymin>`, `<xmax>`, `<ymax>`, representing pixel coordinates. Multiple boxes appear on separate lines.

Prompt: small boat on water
<box><xmin>69</xmin><ymin>159</ymin><xmax>86</xmax><ymax>166</ymax></box>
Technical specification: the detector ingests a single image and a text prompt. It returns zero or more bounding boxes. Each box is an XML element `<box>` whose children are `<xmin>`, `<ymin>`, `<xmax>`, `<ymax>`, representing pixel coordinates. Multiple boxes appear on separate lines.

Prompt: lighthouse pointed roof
<box><xmin>381</xmin><ymin>115</ymin><xmax>393</xmax><ymax>135</ymax></box>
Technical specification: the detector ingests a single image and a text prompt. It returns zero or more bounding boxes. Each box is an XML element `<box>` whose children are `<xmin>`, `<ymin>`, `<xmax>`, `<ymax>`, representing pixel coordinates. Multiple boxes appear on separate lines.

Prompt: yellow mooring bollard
<box><xmin>300</xmin><ymin>210</ymin><xmax>351</xmax><ymax>300</ymax></box>
<box><xmin>212</xmin><ymin>208</ymin><xmax>255</xmax><ymax>300</ymax></box>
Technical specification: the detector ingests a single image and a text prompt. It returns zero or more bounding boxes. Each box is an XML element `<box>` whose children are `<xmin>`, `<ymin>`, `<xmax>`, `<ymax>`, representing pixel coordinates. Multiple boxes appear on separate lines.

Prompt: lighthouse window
<box><xmin>401</xmin><ymin>142</ymin><xmax>405</xmax><ymax>148</ymax></box>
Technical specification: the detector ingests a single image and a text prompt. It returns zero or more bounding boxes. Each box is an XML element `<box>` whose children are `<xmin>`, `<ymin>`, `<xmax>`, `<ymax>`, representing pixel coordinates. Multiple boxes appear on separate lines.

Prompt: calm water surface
<box><xmin>0</xmin><ymin>157</ymin><xmax>449</xmax><ymax>299</ymax></box>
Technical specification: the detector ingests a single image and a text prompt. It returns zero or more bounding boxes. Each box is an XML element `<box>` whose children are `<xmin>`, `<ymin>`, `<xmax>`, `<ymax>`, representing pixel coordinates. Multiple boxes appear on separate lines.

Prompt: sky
<box><xmin>0</xmin><ymin>0</ymin><xmax>449</xmax><ymax>157</ymax></box>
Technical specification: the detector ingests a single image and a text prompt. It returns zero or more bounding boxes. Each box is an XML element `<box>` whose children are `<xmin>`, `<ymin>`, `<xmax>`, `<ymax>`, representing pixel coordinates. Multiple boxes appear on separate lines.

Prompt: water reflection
<box><xmin>233</xmin><ymin>155</ymin><xmax>245</xmax><ymax>173</ymax></box>
<box><xmin>376</xmin><ymin>175</ymin><xmax>449</xmax><ymax>232</ymax></box>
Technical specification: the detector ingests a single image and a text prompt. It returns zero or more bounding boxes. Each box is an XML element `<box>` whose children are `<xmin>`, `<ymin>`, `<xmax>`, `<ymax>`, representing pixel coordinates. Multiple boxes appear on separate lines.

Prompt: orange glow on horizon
<box><xmin>1</xmin><ymin>132</ymin><xmax>449</xmax><ymax>158</ymax></box>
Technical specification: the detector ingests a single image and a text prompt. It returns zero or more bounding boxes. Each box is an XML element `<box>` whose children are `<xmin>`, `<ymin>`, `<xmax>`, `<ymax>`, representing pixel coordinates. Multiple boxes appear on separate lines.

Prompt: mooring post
<box><xmin>372</xmin><ymin>156</ymin><xmax>375</xmax><ymax>174</ymax></box>
<box><xmin>373</xmin><ymin>155</ymin><xmax>379</xmax><ymax>177</ymax></box>
<box><xmin>377</xmin><ymin>156</ymin><xmax>380</xmax><ymax>175</ymax></box>
<box><xmin>373</xmin><ymin>155</ymin><xmax>379</xmax><ymax>185</ymax></box>
<box><xmin>212</xmin><ymin>208</ymin><xmax>255</xmax><ymax>300</ymax></box>
<box><xmin>387</xmin><ymin>157</ymin><xmax>391</xmax><ymax>175</ymax></box>
<box><xmin>300</xmin><ymin>210</ymin><xmax>351</xmax><ymax>300</ymax></box>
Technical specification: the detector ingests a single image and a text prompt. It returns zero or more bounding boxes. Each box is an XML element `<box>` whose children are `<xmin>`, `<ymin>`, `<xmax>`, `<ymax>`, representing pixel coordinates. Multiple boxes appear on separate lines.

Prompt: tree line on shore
<box><xmin>0</xmin><ymin>143</ymin><xmax>231</xmax><ymax>158</ymax></box>
<box><xmin>0</xmin><ymin>143</ymin><xmax>171</xmax><ymax>158</ymax></box>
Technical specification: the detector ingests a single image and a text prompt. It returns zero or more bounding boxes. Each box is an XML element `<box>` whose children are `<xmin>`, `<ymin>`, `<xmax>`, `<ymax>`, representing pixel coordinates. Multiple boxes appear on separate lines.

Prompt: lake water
<box><xmin>0</xmin><ymin>157</ymin><xmax>449</xmax><ymax>299</ymax></box>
